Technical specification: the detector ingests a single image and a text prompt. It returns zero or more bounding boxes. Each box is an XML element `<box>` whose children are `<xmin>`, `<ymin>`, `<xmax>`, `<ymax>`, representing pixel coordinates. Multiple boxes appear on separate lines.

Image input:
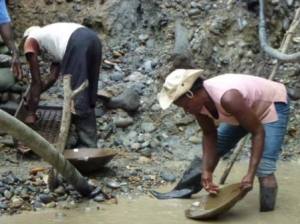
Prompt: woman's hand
<box><xmin>202</xmin><ymin>171</ymin><xmax>219</xmax><ymax>195</ymax></box>
<box><xmin>240</xmin><ymin>173</ymin><xmax>255</xmax><ymax>195</ymax></box>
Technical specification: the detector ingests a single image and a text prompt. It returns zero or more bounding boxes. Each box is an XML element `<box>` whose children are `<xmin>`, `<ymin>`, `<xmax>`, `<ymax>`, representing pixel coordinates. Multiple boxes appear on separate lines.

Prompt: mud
<box><xmin>1</xmin><ymin>161</ymin><xmax>300</xmax><ymax>224</ymax></box>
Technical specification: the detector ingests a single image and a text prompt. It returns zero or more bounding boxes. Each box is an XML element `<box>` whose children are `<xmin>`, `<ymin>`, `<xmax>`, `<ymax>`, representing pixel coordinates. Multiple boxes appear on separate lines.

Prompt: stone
<box><xmin>46</xmin><ymin>201</ymin><xmax>56</xmax><ymax>208</ymax></box>
<box><xmin>105</xmin><ymin>179</ymin><xmax>121</xmax><ymax>189</ymax></box>
<box><xmin>110</xmin><ymin>71</ymin><xmax>124</xmax><ymax>82</ymax></box>
<box><xmin>143</xmin><ymin>60</ymin><xmax>153</xmax><ymax>73</ymax></box>
<box><xmin>0</xmin><ymin>68</ymin><xmax>15</xmax><ymax>92</ymax></box>
<box><xmin>188</xmin><ymin>136</ymin><xmax>201</xmax><ymax>144</ymax></box>
<box><xmin>106</xmin><ymin>88</ymin><xmax>140</xmax><ymax>112</ymax></box>
<box><xmin>138</xmin><ymin>34</ymin><xmax>149</xmax><ymax>43</ymax></box>
<box><xmin>188</xmin><ymin>8</ymin><xmax>201</xmax><ymax>17</ymax></box>
<box><xmin>131</xmin><ymin>142</ymin><xmax>141</xmax><ymax>151</ymax></box>
<box><xmin>113</xmin><ymin>116</ymin><xmax>134</xmax><ymax>128</ymax></box>
<box><xmin>140</xmin><ymin>148</ymin><xmax>152</xmax><ymax>158</ymax></box>
<box><xmin>38</xmin><ymin>194</ymin><xmax>54</xmax><ymax>204</ymax></box>
<box><xmin>11</xmin><ymin>197</ymin><xmax>23</xmax><ymax>208</ymax></box>
<box><xmin>160</xmin><ymin>171</ymin><xmax>176</xmax><ymax>182</ymax></box>
<box><xmin>126</xmin><ymin>71</ymin><xmax>144</xmax><ymax>82</ymax></box>
<box><xmin>141</xmin><ymin>122</ymin><xmax>156</xmax><ymax>133</ymax></box>
<box><xmin>44</xmin><ymin>0</ymin><xmax>54</xmax><ymax>4</ymax></box>
<box><xmin>93</xmin><ymin>194</ymin><xmax>105</xmax><ymax>202</ymax></box>
<box><xmin>0</xmin><ymin>54</ymin><xmax>11</xmax><ymax>67</ymax></box>
<box><xmin>4</xmin><ymin>190</ymin><xmax>12</xmax><ymax>200</ymax></box>
<box><xmin>54</xmin><ymin>186</ymin><xmax>65</xmax><ymax>195</ymax></box>
<box><xmin>0</xmin><ymin>202</ymin><xmax>8</xmax><ymax>209</ymax></box>
<box><xmin>285</xmin><ymin>0</ymin><xmax>294</xmax><ymax>6</ymax></box>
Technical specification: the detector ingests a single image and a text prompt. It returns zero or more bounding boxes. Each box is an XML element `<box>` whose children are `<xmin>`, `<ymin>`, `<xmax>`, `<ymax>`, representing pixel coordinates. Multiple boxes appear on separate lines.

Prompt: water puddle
<box><xmin>1</xmin><ymin>161</ymin><xmax>300</xmax><ymax>224</ymax></box>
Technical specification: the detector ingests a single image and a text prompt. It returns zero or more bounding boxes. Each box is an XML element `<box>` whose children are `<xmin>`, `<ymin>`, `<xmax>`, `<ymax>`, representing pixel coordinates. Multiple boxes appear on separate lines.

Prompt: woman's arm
<box><xmin>221</xmin><ymin>89</ymin><xmax>265</xmax><ymax>192</ymax></box>
<box><xmin>196</xmin><ymin>114</ymin><xmax>220</xmax><ymax>194</ymax></box>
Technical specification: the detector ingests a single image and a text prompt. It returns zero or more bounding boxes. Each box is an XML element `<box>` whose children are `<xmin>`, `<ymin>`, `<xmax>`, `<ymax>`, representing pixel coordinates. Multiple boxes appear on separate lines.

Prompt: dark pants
<box><xmin>61</xmin><ymin>27</ymin><xmax>102</xmax><ymax>148</ymax></box>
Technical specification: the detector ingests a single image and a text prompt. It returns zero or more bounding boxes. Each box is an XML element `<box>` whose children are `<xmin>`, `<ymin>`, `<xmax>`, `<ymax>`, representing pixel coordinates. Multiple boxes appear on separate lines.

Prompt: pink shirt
<box><xmin>201</xmin><ymin>74</ymin><xmax>287</xmax><ymax>125</ymax></box>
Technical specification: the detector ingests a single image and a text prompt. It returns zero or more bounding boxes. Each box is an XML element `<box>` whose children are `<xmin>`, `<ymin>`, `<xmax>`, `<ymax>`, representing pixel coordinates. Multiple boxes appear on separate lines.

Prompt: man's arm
<box><xmin>196</xmin><ymin>114</ymin><xmax>220</xmax><ymax>194</ymax></box>
<box><xmin>24</xmin><ymin>52</ymin><xmax>42</xmax><ymax>124</ymax></box>
<box><xmin>221</xmin><ymin>89</ymin><xmax>265</xmax><ymax>192</ymax></box>
<box><xmin>0</xmin><ymin>23</ymin><xmax>22</xmax><ymax>79</ymax></box>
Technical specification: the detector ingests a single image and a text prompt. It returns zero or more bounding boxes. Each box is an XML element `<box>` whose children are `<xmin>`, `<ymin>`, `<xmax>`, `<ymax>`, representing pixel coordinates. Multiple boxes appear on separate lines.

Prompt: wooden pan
<box><xmin>185</xmin><ymin>183</ymin><xmax>245</xmax><ymax>220</ymax></box>
<box><xmin>63</xmin><ymin>148</ymin><xmax>117</xmax><ymax>174</ymax></box>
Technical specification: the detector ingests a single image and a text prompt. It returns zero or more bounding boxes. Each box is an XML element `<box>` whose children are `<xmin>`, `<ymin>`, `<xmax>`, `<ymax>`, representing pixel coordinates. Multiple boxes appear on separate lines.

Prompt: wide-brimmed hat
<box><xmin>157</xmin><ymin>69</ymin><xmax>204</xmax><ymax>110</ymax></box>
<box><xmin>18</xmin><ymin>26</ymin><xmax>41</xmax><ymax>51</ymax></box>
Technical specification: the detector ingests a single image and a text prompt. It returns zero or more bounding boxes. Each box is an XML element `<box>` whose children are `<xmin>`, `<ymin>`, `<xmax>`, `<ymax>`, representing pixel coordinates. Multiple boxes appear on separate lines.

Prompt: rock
<box><xmin>33</xmin><ymin>201</ymin><xmax>43</xmax><ymax>209</ymax></box>
<box><xmin>110</xmin><ymin>71</ymin><xmax>124</xmax><ymax>82</ymax></box>
<box><xmin>131</xmin><ymin>142</ymin><xmax>141</xmax><ymax>151</ymax></box>
<box><xmin>11</xmin><ymin>197</ymin><xmax>23</xmax><ymax>208</ymax></box>
<box><xmin>105</xmin><ymin>179</ymin><xmax>121</xmax><ymax>189</ymax></box>
<box><xmin>141</xmin><ymin>141</ymin><xmax>150</xmax><ymax>148</ymax></box>
<box><xmin>271</xmin><ymin>0</ymin><xmax>279</xmax><ymax>5</ymax></box>
<box><xmin>20</xmin><ymin>188</ymin><xmax>29</xmax><ymax>199</ymax></box>
<box><xmin>38</xmin><ymin>194</ymin><xmax>54</xmax><ymax>204</ymax></box>
<box><xmin>160</xmin><ymin>171</ymin><xmax>176</xmax><ymax>182</ymax></box>
<box><xmin>188</xmin><ymin>136</ymin><xmax>201</xmax><ymax>144</ymax></box>
<box><xmin>209</xmin><ymin>16</ymin><xmax>231</xmax><ymax>35</ymax></box>
<box><xmin>54</xmin><ymin>186</ymin><xmax>65</xmax><ymax>195</ymax></box>
<box><xmin>143</xmin><ymin>60</ymin><xmax>153</xmax><ymax>73</ymax></box>
<box><xmin>93</xmin><ymin>194</ymin><xmax>105</xmax><ymax>202</ymax></box>
<box><xmin>4</xmin><ymin>190</ymin><xmax>12</xmax><ymax>200</ymax></box>
<box><xmin>140</xmin><ymin>148</ymin><xmax>152</xmax><ymax>157</ymax></box>
<box><xmin>0</xmin><ymin>202</ymin><xmax>8</xmax><ymax>209</ymax></box>
<box><xmin>113</xmin><ymin>116</ymin><xmax>134</xmax><ymax>128</ymax></box>
<box><xmin>188</xmin><ymin>8</ymin><xmax>201</xmax><ymax>17</ymax></box>
<box><xmin>125</xmin><ymin>71</ymin><xmax>144</xmax><ymax>82</ymax></box>
<box><xmin>73</xmin><ymin>4</ymin><xmax>81</xmax><ymax>11</ymax></box>
<box><xmin>106</xmin><ymin>88</ymin><xmax>140</xmax><ymax>112</ymax></box>
<box><xmin>173</xmin><ymin>19</ymin><xmax>195</xmax><ymax>69</ymax></box>
<box><xmin>46</xmin><ymin>201</ymin><xmax>56</xmax><ymax>208</ymax></box>
<box><xmin>141</xmin><ymin>122</ymin><xmax>156</xmax><ymax>133</ymax></box>
<box><xmin>0</xmin><ymin>54</ymin><xmax>11</xmax><ymax>67</ymax></box>
<box><xmin>44</xmin><ymin>0</ymin><xmax>54</xmax><ymax>4</ymax></box>
<box><xmin>138</xmin><ymin>34</ymin><xmax>149</xmax><ymax>43</ymax></box>
<box><xmin>285</xmin><ymin>0</ymin><xmax>294</xmax><ymax>6</ymax></box>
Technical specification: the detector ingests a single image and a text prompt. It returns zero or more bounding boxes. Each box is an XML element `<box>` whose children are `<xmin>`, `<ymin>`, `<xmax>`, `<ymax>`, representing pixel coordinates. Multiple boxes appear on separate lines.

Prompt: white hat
<box><xmin>157</xmin><ymin>69</ymin><xmax>204</xmax><ymax>110</ymax></box>
<box><xmin>23</xmin><ymin>26</ymin><xmax>41</xmax><ymax>38</ymax></box>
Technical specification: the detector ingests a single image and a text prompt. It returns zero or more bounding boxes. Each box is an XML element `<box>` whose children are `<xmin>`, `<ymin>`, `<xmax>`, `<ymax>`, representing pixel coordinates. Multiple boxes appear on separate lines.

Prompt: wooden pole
<box><xmin>48</xmin><ymin>75</ymin><xmax>88</xmax><ymax>190</ymax></box>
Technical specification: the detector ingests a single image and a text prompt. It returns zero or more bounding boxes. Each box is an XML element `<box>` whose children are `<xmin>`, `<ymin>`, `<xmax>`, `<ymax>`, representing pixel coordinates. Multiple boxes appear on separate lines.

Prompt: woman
<box><xmin>158</xmin><ymin>69</ymin><xmax>289</xmax><ymax>212</ymax></box>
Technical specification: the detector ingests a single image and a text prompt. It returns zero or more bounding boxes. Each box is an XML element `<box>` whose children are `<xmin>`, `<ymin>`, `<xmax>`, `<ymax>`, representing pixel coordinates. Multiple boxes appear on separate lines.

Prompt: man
<box><xmin>22</xmin><ymin>22</ymin><xmax>102</xmax><ymax>148</ymax></box>
<box><xmin>158</xmin><ymin>69</ymin><xmax>289</xmax><ymax>212</ymax></box>
<box><xmin>0</xmin><ymin>0</ymin><xmax>22</xmax><ymax>79</ymax></box>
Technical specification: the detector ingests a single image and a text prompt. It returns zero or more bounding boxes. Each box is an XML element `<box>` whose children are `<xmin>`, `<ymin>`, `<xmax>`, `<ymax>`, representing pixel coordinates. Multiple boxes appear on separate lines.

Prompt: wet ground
<box><xmin>1</xmin><ymin>160</ymin><xmax>300</xmax><ymax>224</ymax></box>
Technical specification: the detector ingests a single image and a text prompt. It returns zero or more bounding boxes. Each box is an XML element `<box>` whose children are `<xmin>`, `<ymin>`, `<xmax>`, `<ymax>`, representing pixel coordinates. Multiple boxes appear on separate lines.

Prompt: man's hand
<box><xmin>202</xmin><ymin>171</ymin><xmax>219</xmax><ymax>195</ymax></box>
<box><xmin>11</xmin><ymin>52</ymin><xmax>23</xmax><ymax>80</ymax></box>
<box><xmin>240</xmin><ymin>173</ymin><xmax>255</xmax><ymax>194</ymax></box>
<box><xmin>24</xmin><ymin>112</ymin><xmax>38</xmax><ymax>125</ymax></box>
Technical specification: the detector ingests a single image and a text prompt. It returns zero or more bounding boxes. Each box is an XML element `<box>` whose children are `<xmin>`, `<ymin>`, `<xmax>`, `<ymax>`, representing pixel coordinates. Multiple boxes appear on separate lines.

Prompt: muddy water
<box><xmin>1</xmin><ymin>161</ymin><xmax>300</xmax><ymax>224</ymax></box>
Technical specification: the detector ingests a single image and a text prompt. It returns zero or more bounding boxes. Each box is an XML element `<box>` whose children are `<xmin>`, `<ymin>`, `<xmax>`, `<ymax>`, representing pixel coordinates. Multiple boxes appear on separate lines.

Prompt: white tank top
<box><xmin>27</xmin><ymin>22</ymin><xmax>83</xmax><ymax>62</ymax></box>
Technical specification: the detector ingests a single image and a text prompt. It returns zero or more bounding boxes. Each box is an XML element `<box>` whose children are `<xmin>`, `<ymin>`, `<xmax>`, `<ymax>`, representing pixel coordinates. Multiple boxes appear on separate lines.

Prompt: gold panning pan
<box><xmin>185</xmin><ymin>183</ymin><xmax>245</xmax><ymax>220</ymax></box>
<box><xmin>64</xmin><ymin>148</ymin><xmax>117</xmax><ymax>174</ymax></box>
